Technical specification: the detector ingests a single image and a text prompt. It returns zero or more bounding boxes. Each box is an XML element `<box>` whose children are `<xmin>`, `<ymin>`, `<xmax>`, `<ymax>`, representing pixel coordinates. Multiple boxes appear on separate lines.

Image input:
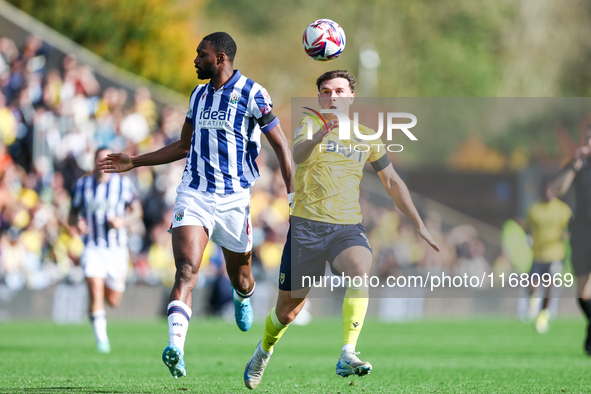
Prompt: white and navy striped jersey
<box><xmin>182</xmin><ymin>70</ymin><xmax>280</xmax><ymax>194</ymax></box>
<box><xmin>71</xmin><ymin>173</ymin><xmax>137</xmax><ymax>248</ymax></box>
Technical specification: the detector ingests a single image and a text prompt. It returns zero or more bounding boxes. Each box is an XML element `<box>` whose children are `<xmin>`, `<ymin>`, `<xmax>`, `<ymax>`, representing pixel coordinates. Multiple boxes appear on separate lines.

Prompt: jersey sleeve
<box><xmin>71</xmin><ymin>177</ymin><xmax>84</xmax><ymax>210</ymax></box>
<box><xmin>121</xmin><ymin>176</ymin><xmax>138</xmax><ymax>205</ymax></box>
<box><xmin>249</xmin><ymin>84</ymin><xmax>279</xmax><ymax>133</ymax></box>
<box><xmin>185</xmin><ymin>85</ymin><xmax>201</xmax><ymax>124</ymax></box>
<box><xmin>293</xmin><ymin>115</ymin><xmax>323</xmax><ymax>145</ymax></box>
<box><xmin>368</xmin><ymin>134</ymin><xmax>390</xmax><ymax>172</ymax></box>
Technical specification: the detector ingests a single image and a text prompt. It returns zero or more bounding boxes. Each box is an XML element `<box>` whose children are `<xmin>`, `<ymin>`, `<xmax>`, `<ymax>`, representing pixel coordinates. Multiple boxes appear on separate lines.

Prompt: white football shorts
<box><xmin>80</xmin><ymin>245</ymin><xmax>129</xmax><ymax>292</ymax></box>
<box><xmin>170</xmin><ymin>183</ymin><xmax>253</xmax><ymax>253</ymax></box>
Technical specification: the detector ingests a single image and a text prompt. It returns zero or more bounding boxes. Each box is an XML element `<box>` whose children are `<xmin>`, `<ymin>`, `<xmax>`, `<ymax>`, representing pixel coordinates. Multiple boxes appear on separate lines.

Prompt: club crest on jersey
<box><xmin>175</xmin><ymin>209</ymin><xmax>184</xmax><ymax>222</ymax></box>
<box><xmin>229</xmin><ymin>92</ymin><xmax>241</xmax><ymax>104</ymax></box>
<box><xmin>280</xmin><ymin>273</ymin><xmax>285</xmax><ymax>284</ymax></box>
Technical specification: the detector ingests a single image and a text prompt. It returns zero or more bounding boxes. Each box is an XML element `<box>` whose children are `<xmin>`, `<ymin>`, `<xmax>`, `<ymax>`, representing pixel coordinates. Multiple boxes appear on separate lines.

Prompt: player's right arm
<box><xmin>99</xmin><ymin>121</ymin><xmax>193</xmax><ymax>173</ymax></box>
<box><xmin>293</xmin><ymin>118</ymin><xmax>338</xmax><ymax>164</ymax></box>
<box><xmin>552</xmin><ymin>145</ymin><xmax>590</xmax><ymax>197</ymax></box>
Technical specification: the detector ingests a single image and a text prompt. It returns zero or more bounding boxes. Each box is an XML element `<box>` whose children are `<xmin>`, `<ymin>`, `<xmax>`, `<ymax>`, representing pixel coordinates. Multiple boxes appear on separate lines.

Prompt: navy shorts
<box><xmin>529</xmin><ymin>261</ymin><xmax>561</xmax><ymax>277</ymax></box>
<box><xmin>278</xmin><ymin>216</ymin><xmax>372</xmax><ymax>291</ymax></box>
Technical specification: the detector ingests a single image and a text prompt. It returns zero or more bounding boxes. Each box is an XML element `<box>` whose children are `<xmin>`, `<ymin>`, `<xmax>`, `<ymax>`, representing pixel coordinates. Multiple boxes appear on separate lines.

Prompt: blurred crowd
<box><xmin>0</xmin><ymin>35</ymin><xmax>496</xmax><ymax>297</ymax></box>
<box><xmin>0</xmin><ymin>35</ymin><xmax>293</xmax><ymax>295</ymax></box>
<box><xmin>363</xmin><ymin>202</ymin><xmax>497</xmax><ymax>286</ymax></box>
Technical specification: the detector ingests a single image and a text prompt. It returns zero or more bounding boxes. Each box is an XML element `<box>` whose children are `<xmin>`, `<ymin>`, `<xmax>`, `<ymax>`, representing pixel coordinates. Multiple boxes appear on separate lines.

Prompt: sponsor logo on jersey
<box><xmin>260</xmin><ymin>105</ymin><xmax>271</xmax><ymax>116</ymax></box>
<box><xmin>262</xmin><ymin>89</ymin><xmax>271</xmax><ymax>102</ymax></box>
<box><xmin>197</xmin><ymin>107</ymin><xmax>232</xmax><ymax>129</ymax></box>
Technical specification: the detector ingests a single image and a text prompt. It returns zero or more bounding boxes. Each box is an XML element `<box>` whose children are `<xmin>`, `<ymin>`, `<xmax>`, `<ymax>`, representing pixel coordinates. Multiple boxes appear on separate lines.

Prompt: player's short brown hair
<box><xmin>316</xmin><ymin>70</ymin><xmax>356</xmax><ymax>92</ymax></box>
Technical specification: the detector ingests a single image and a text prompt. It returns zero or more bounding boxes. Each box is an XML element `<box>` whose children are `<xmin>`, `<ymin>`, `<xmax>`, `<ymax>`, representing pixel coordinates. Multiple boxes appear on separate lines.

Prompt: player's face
<box><xmin>194</xmin><ymin>40</ymin><xmax>218</xmax><ymax>80</ymax></box>
<box><xmin>95</xmin><ymin>149</ymin><xmax>112</xmax><ymax>168</ymax></box>
<box><xmin>318</xmin><ymin>78</ymin><xmax>355</xmax><ymax>115</ymax></box>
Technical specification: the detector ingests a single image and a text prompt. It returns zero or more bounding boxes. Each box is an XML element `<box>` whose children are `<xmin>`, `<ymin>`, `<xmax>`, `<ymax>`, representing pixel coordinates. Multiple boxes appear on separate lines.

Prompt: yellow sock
<box><xmin>262</xmin><ymin>308</ymin><xmax>289</xmax><ymax>353</ymax></box>
<box><xmin>342</xmin><ymin>288</ymin><xmax>369</xmax><ymax>347</ymax></box>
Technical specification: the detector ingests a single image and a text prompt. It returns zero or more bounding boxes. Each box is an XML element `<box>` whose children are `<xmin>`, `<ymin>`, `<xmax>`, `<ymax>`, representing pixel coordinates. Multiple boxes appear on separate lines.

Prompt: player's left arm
<box><xmin>264</xmin><ymin>122</ymin><xmax>294</xmax><ymax>195</ymax></box>
<box><xmin>124</xmin><ymin>199</ymin><xmax>143</xmax><ymax>227</ymax></box>
<box><xmin>376</xmin><ymin>163</ymin><xmax>440</xmax><ymax>252</ymax></box>
<box><xmin>107</xmin><ymin>178</ymin><xmax>143</xmax><ymax>229</ymax></box>
<box><xmin>107</xmin><ymin>200</ymin><xmax>143</xmax><ymax>229</ymax></box>
<box><xmin>252</xmin><ymin>85</ymin><xmax>293</xmax><ymax>196</ymax></box>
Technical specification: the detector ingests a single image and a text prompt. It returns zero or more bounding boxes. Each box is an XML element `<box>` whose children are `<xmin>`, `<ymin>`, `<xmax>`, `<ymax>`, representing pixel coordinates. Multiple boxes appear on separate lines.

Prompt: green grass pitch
<box><xmin>1</xmin><ymin>317</ymin><xmax>590</xmax><ymax>393</ymax></box>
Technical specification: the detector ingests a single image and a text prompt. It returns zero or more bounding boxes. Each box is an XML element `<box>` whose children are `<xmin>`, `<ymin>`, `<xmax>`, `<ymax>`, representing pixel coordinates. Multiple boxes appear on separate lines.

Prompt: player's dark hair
<box><xmin>203</xmin><ymin>32</ymin><xmax>237</xmax><ymax>62</ymax></box>
<box><xmin>95</xmin><ymin>146</ymin><xmax>111</xmax><ymax>160</ymax></box>
<box><xmin>316</xmin><ymin>70</ymin><xmax>356</xmax><ymax>92</ymax></box>
<box><xmin>540</xmin><ymin>175</ymin><xmax>556</xmax><ymax>195</ymax></box>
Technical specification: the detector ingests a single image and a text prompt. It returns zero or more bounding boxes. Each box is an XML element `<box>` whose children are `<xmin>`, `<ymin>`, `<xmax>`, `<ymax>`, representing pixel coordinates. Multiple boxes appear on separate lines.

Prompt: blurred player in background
<box><xmin>244</xmin><ymin>70</ymin><xmax>440</xmax><ymax>389</ymax></box>
<box><xmin>525</xmin><ymin>180</ymin><xmax>571</xmax><ymax>333</ymax></box>
<box><xmin>99</xmin><ymin>32</ymin><xmax>292</xmax><ymax>378</ymax></box>
<box><xmin>69</xmin><ymin>147</ymin><xmax>143</xmax><ymax>353</ymax></box>
<box><xmin>553</xmin><ymin>124</ymin><xmax>591</xmax><ymax>354</ymax></box>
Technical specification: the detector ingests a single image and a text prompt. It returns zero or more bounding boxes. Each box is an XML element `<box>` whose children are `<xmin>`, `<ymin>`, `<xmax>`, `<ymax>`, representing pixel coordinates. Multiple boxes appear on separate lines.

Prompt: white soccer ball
<box><xmin>302</xmin><ymin>19</ymin><xmax>346</xmax><ymax>62</ymax></box>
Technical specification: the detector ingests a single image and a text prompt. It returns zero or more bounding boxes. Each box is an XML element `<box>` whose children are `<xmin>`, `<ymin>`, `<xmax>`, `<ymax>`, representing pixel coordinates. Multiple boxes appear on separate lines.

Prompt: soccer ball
<box><xmin>302</xmin><ymin>19</ymin><xmax>346</xmax><ymax>61</ymax></box>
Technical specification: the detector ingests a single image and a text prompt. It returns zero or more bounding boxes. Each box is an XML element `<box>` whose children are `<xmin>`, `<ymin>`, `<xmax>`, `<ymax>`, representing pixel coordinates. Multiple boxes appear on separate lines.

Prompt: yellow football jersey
<box><xmin>526</xmin><ymin>198</ymin><xmax>572</xmax><ymax>263</ymax></box>
<box><xmin>291</xmin><ymin>114</ymin><xmax>387</xmax><ymax>224</ymax></box>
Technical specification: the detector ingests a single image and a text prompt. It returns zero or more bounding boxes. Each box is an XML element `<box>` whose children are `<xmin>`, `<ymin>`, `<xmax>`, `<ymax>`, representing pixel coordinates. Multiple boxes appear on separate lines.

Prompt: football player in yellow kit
<box><xmin>244</xmin><ymin>70</ymin><xmax>440</xmax><ymax>389</ymax></box>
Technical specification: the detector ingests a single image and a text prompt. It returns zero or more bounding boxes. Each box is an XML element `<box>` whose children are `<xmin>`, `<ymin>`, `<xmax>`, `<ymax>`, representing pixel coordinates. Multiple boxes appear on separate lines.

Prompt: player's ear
<box><xmin>216</xmin><ymin>52</ymin><xmax>226</xmax><ymax>65</ymax></box>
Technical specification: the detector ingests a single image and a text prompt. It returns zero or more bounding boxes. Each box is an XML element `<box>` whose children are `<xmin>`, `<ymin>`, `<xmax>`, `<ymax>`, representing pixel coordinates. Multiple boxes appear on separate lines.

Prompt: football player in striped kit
<box><xmin>69</xmin><ymin>147</ymin><xmax>143</xmax><ymax>353</ymax></box>
<box><xmin>99</xmin><ymin>32</ymin><xmax>293</xmax><ymax>379</ymax></box>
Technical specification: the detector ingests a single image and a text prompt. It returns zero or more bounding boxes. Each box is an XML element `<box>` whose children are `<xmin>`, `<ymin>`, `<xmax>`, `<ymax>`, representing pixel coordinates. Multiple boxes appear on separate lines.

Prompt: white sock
<box><xmin>91</xmin><ymin>310</ymin><xmax>108</xmax><ymax>344</ymax></box>
<box><xmin>233</xmin><ymin>282</ymin><xmax>256</xmax><ymax>303</ymax></box>
<box><xmin>167</xmin><ymin>301</ymin><xmax>192</xmax><ymax>352</ymax></box>
<box><xmin>341</xmin><ymin>343</ymin><xmax>355</xmax><ymax>355</ymax></box>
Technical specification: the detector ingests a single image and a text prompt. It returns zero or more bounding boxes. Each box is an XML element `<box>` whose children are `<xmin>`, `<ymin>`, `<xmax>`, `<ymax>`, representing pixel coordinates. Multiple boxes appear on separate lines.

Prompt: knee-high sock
<box><xmin>578</xmin><ymin>298</ymin><xmax>591</xmax><ymax>321</ymax></box>
<box><xmin>167</xmin><ymin>300</ymin><xmax>192</xmax><ymax>352</ymax></box>
<box><xmin>262</xmin><ymin>308</ymin><xmax>288</xmax><ymax>353</ymax></box>
<box><xmin>342</xmin><ymin>288</ymin><xmax>369</xmax><ymax>349</ymax></box>
<box><xmin>91</xmin><ymin>309</ymin><xmax>108</xmax><ymax>344</ymax></box>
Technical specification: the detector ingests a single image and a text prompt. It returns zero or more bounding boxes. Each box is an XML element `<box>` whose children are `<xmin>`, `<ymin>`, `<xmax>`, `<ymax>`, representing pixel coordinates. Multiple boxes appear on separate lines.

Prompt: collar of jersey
<box><xmin>207</xmin><ymin>69</ymin><xmax>241</xmax><ymax>93</ymax></box>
